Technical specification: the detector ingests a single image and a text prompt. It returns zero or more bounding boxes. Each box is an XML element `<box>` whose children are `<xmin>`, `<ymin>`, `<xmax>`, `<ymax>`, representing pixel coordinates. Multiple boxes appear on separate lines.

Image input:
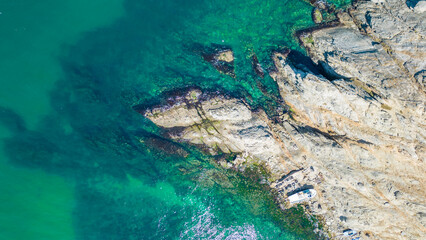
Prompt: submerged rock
<box><xmin>202</xmin><ymin>48</ymin><xmax>235</xmax><ymax>77</ymax></box>
<box><xmin>251</xmin><ymin>54</ymin><xmax>265</xmax><ymax>78</ymax></box>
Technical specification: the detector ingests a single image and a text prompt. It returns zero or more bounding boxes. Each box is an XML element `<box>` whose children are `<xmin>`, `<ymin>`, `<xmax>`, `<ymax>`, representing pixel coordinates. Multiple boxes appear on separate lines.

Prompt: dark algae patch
<box><xmin>1</xmin><ymin>0</ymin><xmax>350</xmax><ymax>239</ymax></box>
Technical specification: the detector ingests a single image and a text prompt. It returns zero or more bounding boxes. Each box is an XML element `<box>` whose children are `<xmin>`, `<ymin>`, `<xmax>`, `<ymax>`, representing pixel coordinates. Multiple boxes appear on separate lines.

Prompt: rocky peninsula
<box><xmin>137</xmin><ymin>0</ymin><xmax>425</xmax><ymax>239</ymax></box>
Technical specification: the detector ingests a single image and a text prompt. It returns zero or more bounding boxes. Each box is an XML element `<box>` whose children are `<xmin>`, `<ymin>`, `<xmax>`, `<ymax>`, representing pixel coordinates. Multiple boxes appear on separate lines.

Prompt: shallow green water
<box><xmin>0</xmin><ymin>0</ymin><xmax>350</xmax><ymax>239</ymax></box>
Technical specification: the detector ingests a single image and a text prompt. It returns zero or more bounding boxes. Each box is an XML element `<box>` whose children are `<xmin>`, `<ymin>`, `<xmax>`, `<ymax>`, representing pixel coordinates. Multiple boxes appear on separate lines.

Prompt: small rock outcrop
<box><xmin>312</xmin><ymin>8</ymin><xmax>323</xmax><ymax>24</ymax></box>
<box><xmin>138</xmin><ymin>0</ymin><xmax>425</xmax><ymax>239</ymax></box>
<box><xmin>202</xmin><ymin>49</ymin><xmax>235</xmax><ymax>77</ymax></box>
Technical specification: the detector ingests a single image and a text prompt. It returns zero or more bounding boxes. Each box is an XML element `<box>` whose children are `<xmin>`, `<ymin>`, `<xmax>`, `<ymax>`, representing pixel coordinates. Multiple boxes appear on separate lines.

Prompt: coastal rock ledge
<box><xmin>140</xmin><ymin>0</ymin><xmax>425</xmax><ymax>239</ymax></box>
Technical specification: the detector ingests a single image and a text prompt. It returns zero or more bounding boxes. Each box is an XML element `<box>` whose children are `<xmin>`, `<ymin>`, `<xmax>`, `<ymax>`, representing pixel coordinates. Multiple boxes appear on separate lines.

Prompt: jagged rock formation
<box><xmin>138</xmin><ymin>0</ymin><xmax>425</xmax><ymax>239</ymax></box>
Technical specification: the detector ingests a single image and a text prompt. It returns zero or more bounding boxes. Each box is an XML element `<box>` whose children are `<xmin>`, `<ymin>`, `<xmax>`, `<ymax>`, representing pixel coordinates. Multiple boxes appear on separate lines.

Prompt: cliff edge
<box><xmin>138</xmin><ymin>0</ymin><xmax>425</xmax><ymax>239</ymax></box>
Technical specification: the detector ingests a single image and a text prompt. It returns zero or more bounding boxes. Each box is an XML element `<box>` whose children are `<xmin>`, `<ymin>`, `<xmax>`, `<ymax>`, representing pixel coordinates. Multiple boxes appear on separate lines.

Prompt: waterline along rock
<box><xmin>139</xmin><ymin>0</ymin><xmax>425</xmax><ymax>239</ymax></box>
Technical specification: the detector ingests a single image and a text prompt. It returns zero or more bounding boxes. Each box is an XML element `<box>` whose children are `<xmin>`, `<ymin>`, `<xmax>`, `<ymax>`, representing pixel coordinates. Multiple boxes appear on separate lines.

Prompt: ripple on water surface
<box><xmin>1</xmin><ymin>0</ymin><xmax>351</xmax><ymax>239</ymax></box>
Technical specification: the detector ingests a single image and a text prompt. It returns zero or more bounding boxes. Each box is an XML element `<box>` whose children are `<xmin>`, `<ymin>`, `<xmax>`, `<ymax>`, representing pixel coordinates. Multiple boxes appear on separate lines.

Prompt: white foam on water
<box><xmin>179</xmin><ymin>207</ymin><xmax>261</xmax><ymax>240</ymax></box>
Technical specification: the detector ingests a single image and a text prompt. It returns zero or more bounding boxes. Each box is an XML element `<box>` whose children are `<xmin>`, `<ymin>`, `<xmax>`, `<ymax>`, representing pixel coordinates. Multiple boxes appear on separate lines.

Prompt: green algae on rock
<box><xmin>312</xmin><ymin>8</ymin><xmax>323</xmax><ymax>24</ymax></box>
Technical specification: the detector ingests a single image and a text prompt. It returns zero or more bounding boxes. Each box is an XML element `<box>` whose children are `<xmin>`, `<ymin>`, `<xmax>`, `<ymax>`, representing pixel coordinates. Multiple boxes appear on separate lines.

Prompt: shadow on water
<box><xmin>0</xmin><ymin>0</ymin><xmax>337</xmax><ymax>239</ymax></box>
<box><xmin>406</xmin><ymin>0</ymin><xmax>420</xmax><ymax>9</ymax></box>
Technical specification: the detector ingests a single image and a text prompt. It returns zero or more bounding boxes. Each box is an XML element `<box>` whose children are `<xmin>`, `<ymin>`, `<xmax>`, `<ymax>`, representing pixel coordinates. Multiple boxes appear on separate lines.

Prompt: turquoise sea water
<box><xmin>0</xmin><ymin>0</ymin><xmax>350</xmax><ymax>239</ymax></box>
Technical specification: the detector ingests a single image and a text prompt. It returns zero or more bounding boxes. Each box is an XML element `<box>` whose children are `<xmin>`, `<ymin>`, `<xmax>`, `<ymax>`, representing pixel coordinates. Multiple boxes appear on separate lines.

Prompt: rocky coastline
<box><xmin>137</xmin><ymin>0</ymin><xmax>425</xmax><ymax>239</ymax></box>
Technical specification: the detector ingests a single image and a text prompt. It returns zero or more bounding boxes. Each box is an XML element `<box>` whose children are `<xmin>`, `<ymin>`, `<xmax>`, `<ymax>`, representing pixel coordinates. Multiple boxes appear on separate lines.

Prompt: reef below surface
<box><xmin>138</xmin><ymin>0</ymin><xmax>426</xmax><ymax>239</ymax></box>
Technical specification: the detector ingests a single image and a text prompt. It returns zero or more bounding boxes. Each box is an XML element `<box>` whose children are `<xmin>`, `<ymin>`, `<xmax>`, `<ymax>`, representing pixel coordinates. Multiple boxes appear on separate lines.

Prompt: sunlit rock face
<box><xmin>141</xmin><ymin>0</ymin><xmax>425</xmax><ymax>239</ymax></box>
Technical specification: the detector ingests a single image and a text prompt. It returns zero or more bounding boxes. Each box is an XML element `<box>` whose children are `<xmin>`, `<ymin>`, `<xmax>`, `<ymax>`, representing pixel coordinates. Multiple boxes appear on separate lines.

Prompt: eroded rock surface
<box><xmin>139</xmin><ymin>0</ymin><xmax>425</xmax><ymax>239</ymax></box>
